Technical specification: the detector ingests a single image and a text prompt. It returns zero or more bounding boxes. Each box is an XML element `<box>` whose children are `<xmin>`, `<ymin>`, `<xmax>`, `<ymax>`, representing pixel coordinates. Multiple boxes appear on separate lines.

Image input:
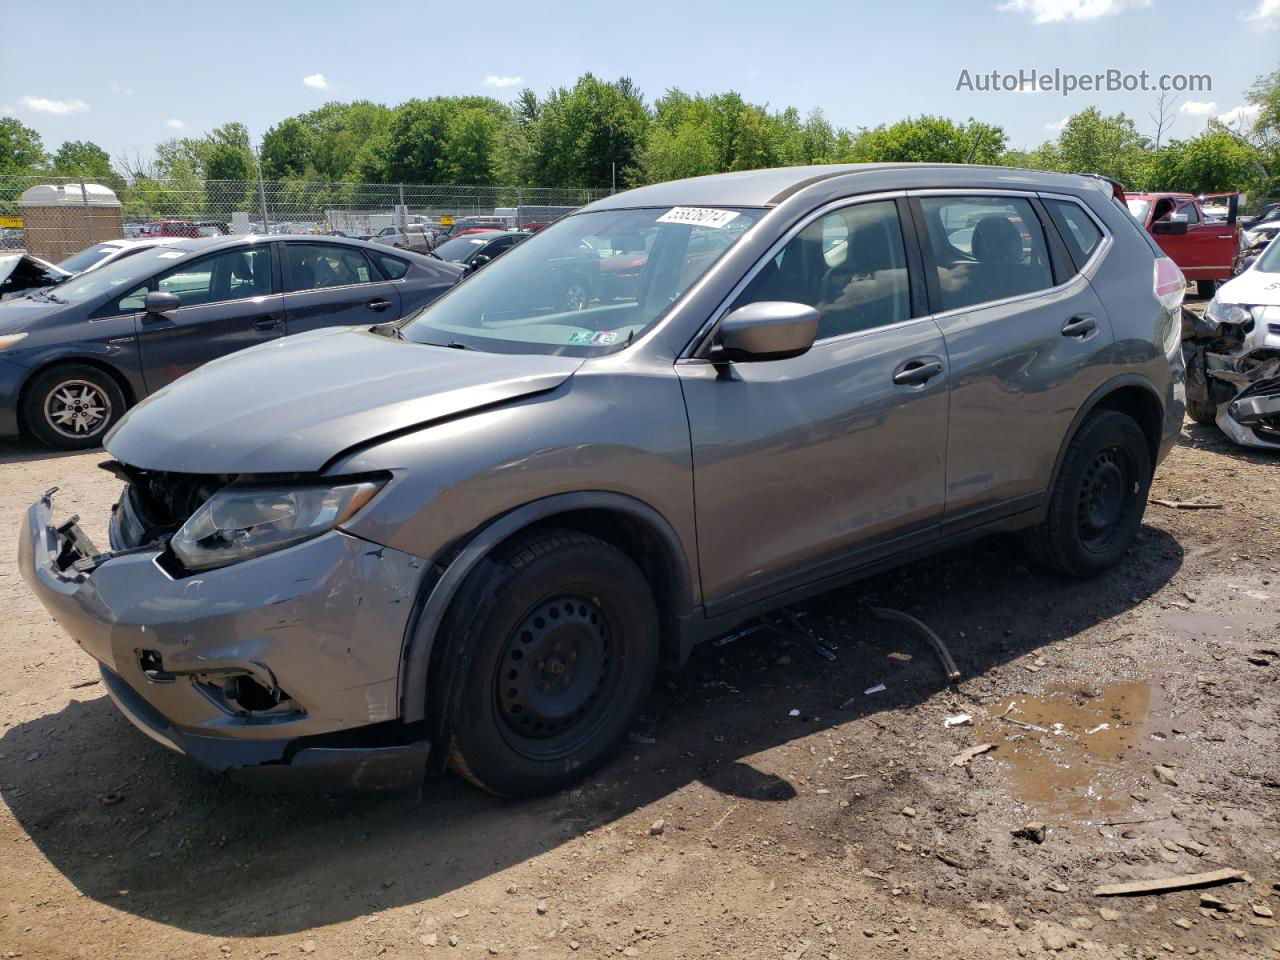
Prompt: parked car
<box><xmin>19</xmin><ymin>165</ymin><xmax>1184</xmax><ymax>795</ymax></box>
<box><xmin>431</xmin><ymin>230</ymin><xmax>527</xmax><ymax>270</ymax></box>
<box><xmin>141</xmin><ymin>220</ymin><xmax>203</xmax><ymax>239</ymax></box>
<box><xmin>0</xmin><ymin>235</ymin><xmax>463</xmax><ymax>449</ymax></box>
<box><xmin>371</xmin><ymin>223</ymin><xmax>436</xmax><ymax>253</ymax></box>
<box><xmin>1124</xmin><ymin>191</ymin><xmax>1241</xmax><ymax>296</ymax></box>
<box><xmin>435</xmin><ymin>218</ymin><xmax>510</xmax><ymax>241</ymax></box>
<box><xmin>1182</xmin><ymin>236</ymin><xmax>1280</xmax><ymax>449</ymax></box>
<box><xmin>54</xmin><ymin>237</ymin><xmax>187</xmax><ymax>276</ymax></box>
<box><xmin>1240</xmin><ymin>202</ymin><xmax>1280</xmax><ymax>229</ymax></box>
<box><xmin>1236</xmin><ymin>219</ymin><xmax>1280</xmax><ymax>273</ymax></box>
<box><xmin>0</xmin><ymin>253</ymin><xmax>71</xmax><ymax>301</ymax></box>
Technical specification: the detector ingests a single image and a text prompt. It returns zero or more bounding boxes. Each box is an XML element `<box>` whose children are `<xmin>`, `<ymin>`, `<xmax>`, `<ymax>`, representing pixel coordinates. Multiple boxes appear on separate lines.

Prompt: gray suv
<box><xmin>20</xmin><ymin>164</ymin><xmax>1187</xmax><ymax>795</ymax></box>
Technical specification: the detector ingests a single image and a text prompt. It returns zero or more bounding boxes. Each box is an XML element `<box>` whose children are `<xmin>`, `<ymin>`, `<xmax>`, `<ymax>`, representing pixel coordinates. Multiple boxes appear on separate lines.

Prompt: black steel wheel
<box><xmin>444</xmin><ymin>529</ymin><xmax>658</xmax><ymax>797</ymax></box>
<box><xmin>1024</xmin><ymin>410</ymin><xmax>1152</xmax><ymax>577</ymax></box>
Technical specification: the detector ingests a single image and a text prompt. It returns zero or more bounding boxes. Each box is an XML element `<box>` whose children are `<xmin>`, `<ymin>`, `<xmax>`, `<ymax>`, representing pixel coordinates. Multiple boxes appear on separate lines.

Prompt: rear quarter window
<box><xmin>375</xmin><ymin>253</ymin><xmax>409</xmax><ymax>279</ymax></box>
<box><xmin>1044</xmin><ymin>199</ymin><xmax>1104</xmax><ymax>269</ymax></box>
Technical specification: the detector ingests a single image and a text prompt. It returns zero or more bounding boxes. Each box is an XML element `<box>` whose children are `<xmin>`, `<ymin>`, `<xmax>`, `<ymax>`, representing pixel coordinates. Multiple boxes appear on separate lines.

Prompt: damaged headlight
<box><xmin>171</xmin><ymin>480</ymin><xmax>384</xmax><ymax>571</ymax></box>
<box><xmin>1205</xmin><ymin>298</ymin><xmax>1255</xmax><ymax>328</ymax></box>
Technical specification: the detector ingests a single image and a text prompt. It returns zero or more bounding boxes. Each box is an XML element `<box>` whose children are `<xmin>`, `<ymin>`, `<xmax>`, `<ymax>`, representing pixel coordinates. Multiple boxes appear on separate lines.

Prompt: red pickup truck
<box><xmin>1124</xmin><ymin>191</ymin><xmax>1241</xmax><ymax>296</ymax></box>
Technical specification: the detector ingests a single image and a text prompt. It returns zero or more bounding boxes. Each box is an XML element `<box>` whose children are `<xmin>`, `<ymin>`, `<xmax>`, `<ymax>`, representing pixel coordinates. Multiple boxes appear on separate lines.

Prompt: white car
<box><xmin>1183</xmin><ymin>241</ymin><xmax>1280</xmax><ymax>449</ymax></box>
<box><xmin>55</xmin><ymin>236</ymin><xmax>187</xmax><ymax>276</ymax></box>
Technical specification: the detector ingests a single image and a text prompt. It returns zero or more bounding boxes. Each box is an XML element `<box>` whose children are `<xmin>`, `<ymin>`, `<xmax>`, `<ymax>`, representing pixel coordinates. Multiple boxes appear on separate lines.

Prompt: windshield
<box><xmin>403</xmin><ymin>207</ymin><xmax>763</xmax><ymax>356</ymax></box>
<box><xmin>58</xmin><ymin>244</ymin><xmax>122</xmax><ymax>274</ymax></box>
<box><xmin>1254</xmin><ymin>235</ymin><xmax>1280</xmax><ymax>273</ymax></box>
<box><xmin>433</xmin><ymin>236</ymin><xmax>493</xmax><ymax>262</ymax></box>
<box><xmin>1126</xmin><ymin>198</ymin><xmax>1152</xmax><ymax>223</ymax></box>
<box><xmin>44</xmin><ymin>244</ymin><xmax>196</xmax><ymax>304</ymax></box>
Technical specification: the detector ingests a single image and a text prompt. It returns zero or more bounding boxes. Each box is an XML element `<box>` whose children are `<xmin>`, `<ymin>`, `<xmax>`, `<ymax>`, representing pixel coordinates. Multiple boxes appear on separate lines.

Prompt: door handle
<box><xmin>892</xmin><ymin>359</ymin><xmax>944</xmax><ymax>386</ymax></box>
<box><xmin>251</xmin><ymin>315</ymin><xmax>281</xmax><ymax>331</ymax></box>
<box><xmin>1061</xmin><ymin>316</ymin><xmax>1097</xmax><ymax>338</ymax></box>
<box><xmin>366</xmin><ymin>298</ymin><xmax>392</xmax><ymax>312</ymax></box>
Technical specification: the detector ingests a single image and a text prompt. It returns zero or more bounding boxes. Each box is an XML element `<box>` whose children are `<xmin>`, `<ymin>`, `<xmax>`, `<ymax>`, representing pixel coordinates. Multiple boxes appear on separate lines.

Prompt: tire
<box><xmin>1022</xmin><ymin>410</ymin><xmax>1152</xmax><ymax>577</ymax></box>
<box><xmin>445</xmin><ymin>529</ymin><xmax>659</xmax><ymax>797</ymax></box>
<box><xmin>1197</xmin><ymin>279</ymin><xmax>1217</xmax><ymax>298</ymax></box>
<box><xmin>1186</xmin><ymin>398</ymin><xmax>1218</xmax><ymax>426</ymax></box>
<box><xmin>22</xmin><ymin>363</ymin><xmax>127</xmax><ymax>450</ymax></box>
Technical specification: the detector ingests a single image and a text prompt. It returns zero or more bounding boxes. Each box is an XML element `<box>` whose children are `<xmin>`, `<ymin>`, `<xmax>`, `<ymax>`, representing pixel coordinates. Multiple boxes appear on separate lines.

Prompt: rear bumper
<box><xmin>20</xmin><ymin>490</ymin><xmax>435</xmax><ymax>790</ymax></box>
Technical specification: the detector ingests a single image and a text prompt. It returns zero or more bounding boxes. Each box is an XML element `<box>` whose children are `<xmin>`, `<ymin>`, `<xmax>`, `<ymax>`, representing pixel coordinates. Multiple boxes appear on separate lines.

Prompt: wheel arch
<box><xmin>400</xmin><ymin>491</ymin><xmax>697</xmax><ymax>738</ymax></box>
<box><xmin>1049</xmin><ymin>375</ymin><xmax>1164</xmax><ymax>492</ymax></box>
<box><xmin>15</xmin><ymin>354</ymin><xmax>137</xmax><ymax>435</ymax></box>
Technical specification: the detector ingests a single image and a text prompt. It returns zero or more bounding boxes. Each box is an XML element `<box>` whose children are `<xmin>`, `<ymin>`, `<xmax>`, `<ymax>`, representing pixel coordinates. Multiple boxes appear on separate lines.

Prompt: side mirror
<box><xmin>1152</xmin><ymin>220</ymin><xmax>1189</xmax><ymax>236</ymax></box>
<box><xmin>470</xmin><ymin>254</ymin><xmax>492</xmax><ymax>270</ymax></box>
<box><xmin>711</xmin><ymin>301</ymin><xmax>820</xmax><ymax>363</ymax></box>
<box><xmin>144</xmin><ymin>291</ymin><xmax>181</xmax><ymax>316</ymax></box>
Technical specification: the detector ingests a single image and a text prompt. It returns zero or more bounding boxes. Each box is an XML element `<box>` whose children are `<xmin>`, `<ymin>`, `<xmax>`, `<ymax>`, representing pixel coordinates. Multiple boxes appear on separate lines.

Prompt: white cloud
<box><xmin>999</xmin><ymin>0</ymin><xmax>1150</xmax><ymax>23</ymax></box>
<box><xmin>1242</xmin><ymin>0</ymin><xmax>1280</xmax><ymax>27</ymax></box>
<box><xmin>481</xmin><ymin>74</ymin><xmax>523</xmax><ymax>89</ymax></box>
<box><xmin>21</xmin><ymin>95</ymin><xmax>89</xmax><ymax>115</ymax></box>
<box><xmin>303</xmin><ymin>73</ymin><xmax>328</xmax><ymax>89</ymax></box>
<box><xmin>1180</xmin><ymin>100</ymin><xmax>1216</xmax><ymax>116</ymax></box>
<box><xmin>166</xmin><ymin>118</ymin><xmax>185</xmax><ymax>130</ymax></box>
<box><xmin>1217</xmin><ymin>103</ymin><xmax>1262</xmax><ymax>128</ymax></box>
<box><xmin>1045</xmin><ymin>117</ymin><xmax>1069</xmax><ymax>131</ymax></box>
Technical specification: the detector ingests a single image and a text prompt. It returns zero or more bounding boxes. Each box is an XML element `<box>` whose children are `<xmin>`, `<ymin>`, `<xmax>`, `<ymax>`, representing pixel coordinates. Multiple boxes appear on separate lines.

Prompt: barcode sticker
<box><xmin>656</xmin><ymin>207</ymin><xmax>740</xmax><ymax>229</ymax></box>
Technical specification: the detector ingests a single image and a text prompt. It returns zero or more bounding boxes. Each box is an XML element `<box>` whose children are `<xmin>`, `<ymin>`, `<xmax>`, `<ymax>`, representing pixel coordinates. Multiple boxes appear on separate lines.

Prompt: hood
<box><xmin>0</xmin><ymin>254</ymin><xmax>71</xmax><ymax>301</ymax></box>
<box><xmin>0</xmin><ymin>296</ymin><xmax>67</xmax><ymax>332</ymax></box>
<box><xmin>106</xmin><ymin>326</ymin><xmax>584</xmax><ymax>474</ymax></box>
<box><xmin>1218</xmin><ymin>268</ymin><xmax>1280</xmax><ymax>308</ymax></box>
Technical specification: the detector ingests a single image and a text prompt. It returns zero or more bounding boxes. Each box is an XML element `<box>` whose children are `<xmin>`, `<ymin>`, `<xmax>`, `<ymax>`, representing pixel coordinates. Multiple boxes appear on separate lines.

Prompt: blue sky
<box><xmin>2</xmin><ymin>0</ymin><xmax>1277</xmax><ymax>167</ymax></box>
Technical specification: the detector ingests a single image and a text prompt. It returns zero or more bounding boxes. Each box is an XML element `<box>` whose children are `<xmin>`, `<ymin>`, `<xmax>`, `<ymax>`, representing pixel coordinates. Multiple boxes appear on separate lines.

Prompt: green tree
<box><xmin>529</xmin><ymin>75</ymin><xmax>649</xmax><ymax>188</ymax></box>
<box><xmin>443</xmin><ymin>107</ymin><xmax>502</xmax><ymax>184</ymax></box>
<box><xmin>846</xmin><ymin>115</ymin><xmax>1007</xmax><ymax>164</ymax></box>
<box><xmin>1146</xmin><ymin>130</ymin><xmax>1262</xmax><ymax>193</ymax></box>
<box><xmin>1028</xmin><ymin>108</ymin><xmax>1148</xmax><ymax>184</ymax></box>
<box><xmin>0</xmin><ymin>117</ymin><xmax>46</xmax><ymax>172</ymax></box>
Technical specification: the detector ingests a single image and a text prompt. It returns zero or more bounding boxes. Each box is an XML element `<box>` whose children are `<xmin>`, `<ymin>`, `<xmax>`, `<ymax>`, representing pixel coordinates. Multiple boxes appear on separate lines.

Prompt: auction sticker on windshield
<box><xmin>656</xmin><ymin>207</ymin><xmax>740</xmax><ymax>229</ymax></box>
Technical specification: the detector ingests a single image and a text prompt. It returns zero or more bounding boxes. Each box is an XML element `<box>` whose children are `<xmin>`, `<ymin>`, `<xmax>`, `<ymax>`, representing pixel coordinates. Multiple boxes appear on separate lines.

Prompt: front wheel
<box><xmin>1023</xmin><ymin>410</ymin><xmax>1152</xmax><ymax>577</ymax></box>
<box><xmin>1186</xmin><ymin>398</ymin><xmax>1219</xmax><ymax>426</ymax></box>
<box><xmin>445</xmin><ymin>529</ymin><xmax>659</xmax><ymax>797</ymax></box>
<box><xmin>22</xmin><ymin>363</ymin><xmax>127</xmax><ymax>450</ymax></box>
<box><xmin>1197</xmin><ymin>279</ymin><xmax>1217</xmax><ymax>298</ymax></box>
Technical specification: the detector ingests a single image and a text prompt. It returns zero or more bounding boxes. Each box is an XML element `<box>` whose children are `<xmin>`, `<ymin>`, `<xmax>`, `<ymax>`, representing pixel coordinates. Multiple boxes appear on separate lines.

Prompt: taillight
<box><xmin>1153</xmin><ymin>257</ymin><xmax>1186</xmax><ymax>310</ymax></box>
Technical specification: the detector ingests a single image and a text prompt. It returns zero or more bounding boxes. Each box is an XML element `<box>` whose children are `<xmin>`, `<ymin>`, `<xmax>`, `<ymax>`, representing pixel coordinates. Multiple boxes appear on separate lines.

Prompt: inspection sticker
<box><xmin>155</xmin><ymin>251</ymin><xmax>185</xmax><ymax>259</ymax></box>
<box><xmin>656</xmin><ymin>207</ymin><xmax>739</xmax><ymax>229</ymax></box>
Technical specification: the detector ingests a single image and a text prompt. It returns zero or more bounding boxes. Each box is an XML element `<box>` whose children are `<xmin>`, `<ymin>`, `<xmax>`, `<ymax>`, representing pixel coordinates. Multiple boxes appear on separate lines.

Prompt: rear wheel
<box><xmin>22</xmin><ymin>363</ymin><xmax>127</xmax><ymax>450</ymax></box>
<box><xmin>1023</xmin><ymin>410</ymin><xmax>1152</xmax><ymax>577</ymax></box>
<box><xmin>445</xmin><ymin>529</ymin><xmax>659</xmax><ymax>797</ymax></box>
<box><xmin>1186</xmin><ymin>398</ymin><xmax>1219</xmax><ymax>426</ymax></box>
<box><xmin>1197</xmin><ymin>279</ymin><xmax>1217</xmax><ymax>298</ymax></box>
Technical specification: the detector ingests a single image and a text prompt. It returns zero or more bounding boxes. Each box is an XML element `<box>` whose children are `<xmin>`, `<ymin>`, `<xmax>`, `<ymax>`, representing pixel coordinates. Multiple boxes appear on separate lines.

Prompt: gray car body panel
<box><xmin>104</xmin><ymin>325</ymin><xmax>584</xmax><ymax>473</ymax></box>
<box><xmin>19</xmin><ymin>163</ymin><xmax>1184</xmax><ymax>782</ymax></box>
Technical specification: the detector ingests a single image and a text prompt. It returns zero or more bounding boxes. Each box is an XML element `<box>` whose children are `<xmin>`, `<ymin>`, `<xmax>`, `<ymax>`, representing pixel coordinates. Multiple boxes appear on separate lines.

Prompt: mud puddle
<box><xmin>975</xmin><ymin>681</ymin><xmax>1190</xmax><ymax>823</ymax></box>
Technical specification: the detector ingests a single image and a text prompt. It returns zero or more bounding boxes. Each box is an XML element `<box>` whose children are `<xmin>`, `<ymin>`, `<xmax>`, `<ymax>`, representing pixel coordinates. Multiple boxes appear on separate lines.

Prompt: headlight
<box><xmin>171</xmin><ymin>480</ymin><xmax>384</xmax><ymax>571</ymax></box>
<box><xmin>1244</xmin><ymin>230</ymin><xmax>1260</xmax><ymax>246</ymax></box>
<box><xmin>1204</xmin><ymin>298</ymin><xmax>1254</xmax><ymax>327</ymax></box>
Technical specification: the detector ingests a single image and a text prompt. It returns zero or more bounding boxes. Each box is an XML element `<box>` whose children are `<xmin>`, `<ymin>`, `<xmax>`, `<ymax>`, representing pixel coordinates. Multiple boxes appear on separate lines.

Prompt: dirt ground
<box><xmin>2</xmin><ymin>343</ymin><xmax>1278</xmax><ymax>959</ymax></box>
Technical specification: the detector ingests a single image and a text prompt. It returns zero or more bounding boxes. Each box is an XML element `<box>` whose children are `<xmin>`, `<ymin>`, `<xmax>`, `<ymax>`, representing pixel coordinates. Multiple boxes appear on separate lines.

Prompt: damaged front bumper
<box><xmin>18</xmin><ymin>489</ymin><xmax>435</xmax><ymax>789</ymax></box>
<box><xmin>1184</xmin><ymin>306</ymin><xmax>1280</xmax><ymax>450</ymax></box>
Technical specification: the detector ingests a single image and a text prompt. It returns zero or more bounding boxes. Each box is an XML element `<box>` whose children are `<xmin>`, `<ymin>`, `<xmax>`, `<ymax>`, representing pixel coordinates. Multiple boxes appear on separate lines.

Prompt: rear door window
<box><xmin>917</xmin><ymin>196</ymin><xmax>1054</xmax><ymax>312</ymax></box>
<box><xmin>285</xmin><ymin>243</ymin><xmax>376</xmax><ymax>291</ymax></box>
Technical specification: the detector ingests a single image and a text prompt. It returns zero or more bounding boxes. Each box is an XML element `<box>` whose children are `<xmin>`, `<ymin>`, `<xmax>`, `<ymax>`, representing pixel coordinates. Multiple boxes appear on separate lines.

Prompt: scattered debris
<box><xmin>788</xmin><ymin>708</ymin><xmax>801</xmax><ymax>717</ymax></box>
<box><xmin>1085</xmin><ymin>723</ymin><xmax>1110</xmax><ymax>735</ymax></box>
<box><xmin>868</xmin><ymin>606</ymin><xmax>962</xmax><ymax>681</ymax></box>
<box><xmin>648</xmin><ymin>818</ymin><xmax>665</xmax><ymax>836</ymax></box>
<box><xmin>1253</xmin><ymin>903</ymin><xmax>1275</xmax><ymax>918</ymax></box>
<box><xmin>901</xmin><ymin>806</ymin><xmax>917</xmax><ymax>818</ymax></box>
<box><xmin>627</xmin><ymin>732</ymin><xmax>656</xmax><ymax>745</ymax></box>
<box><xmin>1153</xmin><ymin>765</ymin><xmax>1179</xmax><ymax>786</ymax></box>
<box><xmin>935</xmin><ymin>850</ymin><xmax>970</xmax><ymax>870</ymax></box>
<box><xmin>1092</xmin><ymin>868</ymin><xmax>1250</xmax><ymax>897</ymax></box>
<box><xmin>950</xmin><ymin>743</ymin><xmax>996</xmax><ymax>768</ymax></box>
<box><xmin>1098</xmin><ymin>908</ymin><xmax>1122</xmax><ymax>922</ymax></box>
<box><xmin>1012</xmin><ymin>822</ymin><xmax>1047</xmax><ymax>844</ymax></box>
<box><xmin>943</xmin><ymin>713</ymin><xmax>972</xmax><ymax>728</ymax></box>
<box><xmin>863</xmin><ymin>684</ymin><xmax>886</xmax><ymax>695</ymax></box>
<box><xmin>98</xmin><ymin>792</ymin><xmax>123</xmax><ymax>806</ymax></box>
<box><xmin>421</xmin><ymin>933</ymin><xmax>438</xmax><ymax>947</ymax></box>
<box><xmin>1149</xmin><ymin>499</ymin><xmax>1223</xmax><ymax>510</ymax></box>
<box><xmin>887</xmin><ymin>651</ymin><xmax>912</xmax><ymax>662</ymax></box>
<box><xmin>536</xmin><ymin>899</ymin><xmax>548</xmax><ymax>915</ymax></box>
<box><xmin>69</xmin><ymin>678</ymin><xmax>99</xmax><ymax>689</ymax></box>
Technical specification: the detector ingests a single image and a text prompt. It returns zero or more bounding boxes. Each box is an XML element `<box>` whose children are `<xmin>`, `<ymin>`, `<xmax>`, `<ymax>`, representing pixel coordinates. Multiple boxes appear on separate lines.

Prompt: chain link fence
<box><xmin>0</xmin><ymin>174</ymin><xmax>610</xmax><ymax>262</ymax></box>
